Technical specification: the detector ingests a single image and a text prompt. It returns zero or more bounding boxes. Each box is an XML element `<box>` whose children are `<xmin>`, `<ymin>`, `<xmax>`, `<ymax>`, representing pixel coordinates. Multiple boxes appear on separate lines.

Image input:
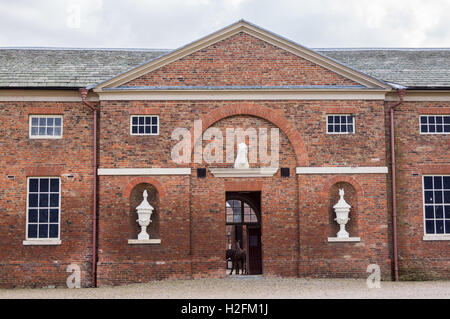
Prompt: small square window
<box><xmin>420</xmin><ymin>115</ymin><xmax>450</xmax><ymax>134</ymax></box>
<box><xmin>327</xmin><ymin>114</ymin><xmax>355</xmax><ymax>134</ymax></box>
<box><xmin>29</xmin><ymin>115</ymin><xmax>63</xmax><ymax>139</ymax></box>
<box><xmin>130</xmin><ymin>115</ymin><xmax>159</xmax><ymax>135</ymax></box>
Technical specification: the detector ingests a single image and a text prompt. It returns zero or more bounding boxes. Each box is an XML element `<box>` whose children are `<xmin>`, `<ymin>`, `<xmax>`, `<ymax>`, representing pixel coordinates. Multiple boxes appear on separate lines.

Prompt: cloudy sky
<box><xmin>0</xmin><ymin>0</ymin><xmax>449</xmax><ymax>49</ymax></box>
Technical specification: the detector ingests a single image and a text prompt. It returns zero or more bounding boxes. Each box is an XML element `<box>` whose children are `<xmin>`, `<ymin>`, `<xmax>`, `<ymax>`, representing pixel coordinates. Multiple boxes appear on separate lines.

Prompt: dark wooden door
<box><xmin>247</xmin><ymin>227</ymin><xmax>262</xmax><ymax>274</ymax></box>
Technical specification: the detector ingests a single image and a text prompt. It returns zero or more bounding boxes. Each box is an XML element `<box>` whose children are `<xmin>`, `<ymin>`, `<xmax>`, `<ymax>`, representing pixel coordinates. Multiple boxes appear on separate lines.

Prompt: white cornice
<box><xmin>98</xmin><ymin>168</ymin><xmax>191</xmax><ymax>175</ymax></box>
<box><xmin>386</xmin><ymin>91</ymin><xmax>450</xmax><ymax>102</ymax></box>
<box><xmin>93</xmin><ymin>21</ymin><xmax>390</xmax><ymax>91</ymax></box>
<box><xmin>296</xmin><ymin>166</ymin><xmax>388</xmax><ymax>174</ymax></box>
<box><xmin>97</xmin><ymin>89</ymin><xmax>388</xmax><ymax>101</ymax></box>
<box><xmin>0</xmin><ymin>90</ymin><xmax>99</xmax><ymax>102</ymax></box>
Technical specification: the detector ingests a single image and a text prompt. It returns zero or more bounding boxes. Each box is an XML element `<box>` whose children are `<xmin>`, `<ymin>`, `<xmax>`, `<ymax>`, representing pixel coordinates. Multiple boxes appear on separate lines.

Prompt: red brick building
<box><xmin>0</xmin><ymin>21</ymin><xmax>448</xmax><ymax>287</ymax></box>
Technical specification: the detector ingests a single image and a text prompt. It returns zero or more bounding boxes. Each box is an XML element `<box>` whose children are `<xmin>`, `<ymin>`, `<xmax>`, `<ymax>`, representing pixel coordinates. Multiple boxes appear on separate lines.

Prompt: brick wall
<box><xmin>0</xmin><ymin>101</ymin><xmax>95</xmax><ymax>288</ymax></box>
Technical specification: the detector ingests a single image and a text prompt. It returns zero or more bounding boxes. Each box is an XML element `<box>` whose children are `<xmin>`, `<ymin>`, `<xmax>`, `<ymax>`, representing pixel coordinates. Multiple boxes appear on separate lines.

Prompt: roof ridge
<box><xmin>0</xmin><ymin>47</ymin><xmax>171</xmax><ymax>51</ymax></box>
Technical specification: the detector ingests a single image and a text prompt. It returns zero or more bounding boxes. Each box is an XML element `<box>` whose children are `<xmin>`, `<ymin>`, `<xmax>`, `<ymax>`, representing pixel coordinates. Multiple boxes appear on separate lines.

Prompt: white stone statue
<box><xmin>234</xmin><ymin>142</ymin><xmax>249</xmax><ymax>169</ymax></box>
<box><xmin>135</xmin><ymin>190</ymin><xmax>155</xmax><ymax>240</ymax></box>
<box><xmin>333</xmin><ymin>188</ymin><xmax>351</xmax><ymax>238</ymax></box>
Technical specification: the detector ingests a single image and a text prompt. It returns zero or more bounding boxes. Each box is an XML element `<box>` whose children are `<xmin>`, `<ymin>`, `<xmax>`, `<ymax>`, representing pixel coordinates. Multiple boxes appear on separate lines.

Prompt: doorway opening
<box><xmin>225</xmin><ymin>191</ymin><xmax>262</xmax><ymax>275</ymax></box>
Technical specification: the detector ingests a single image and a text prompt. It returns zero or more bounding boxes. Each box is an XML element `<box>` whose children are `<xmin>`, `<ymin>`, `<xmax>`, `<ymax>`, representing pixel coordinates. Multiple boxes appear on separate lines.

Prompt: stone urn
<box><xmin>135</xmin><ymin>190</ymin><xmax>155</xmax><ymax>240</ymax></box>
<box><xmin>333</xmin><ymin>188</ymin><xmax>351</xmax><ymax>238</ymax></box>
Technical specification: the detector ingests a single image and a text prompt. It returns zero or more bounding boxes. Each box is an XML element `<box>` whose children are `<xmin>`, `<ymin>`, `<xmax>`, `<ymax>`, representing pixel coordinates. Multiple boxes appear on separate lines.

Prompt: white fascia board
<box><xmin>98</xmin><ymin>168</ymin><xmax>191</xmax><ymax>175</ymax></box>
<box><xmin>0</xmin><ymin>90</ymin><xmax>99</xmax><ymax>102</ymax></box>
<box><xmin>98</xmin><ymin>90</ymin><xmax>387</xmax><ymax>101</ymax></box>
<box><xmin>296</xmin><ymin>167</ymin><xmax>388</xmax><ymax>174</ymax></box>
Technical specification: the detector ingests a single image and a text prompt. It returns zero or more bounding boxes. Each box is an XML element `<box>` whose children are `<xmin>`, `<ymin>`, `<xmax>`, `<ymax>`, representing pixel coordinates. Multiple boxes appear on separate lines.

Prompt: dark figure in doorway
<box><xmin>226</xmin><ymin>241</ymin><xmax>247</xmax><ymax>275</ymax></box>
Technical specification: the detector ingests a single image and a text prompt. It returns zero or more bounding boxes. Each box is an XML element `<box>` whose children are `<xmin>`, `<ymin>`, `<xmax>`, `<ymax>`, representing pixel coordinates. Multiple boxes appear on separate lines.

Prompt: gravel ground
<box><xmin>0</xmin><ymin>276</ymin><xmax>449</xmax><ymax>299</ymax></box>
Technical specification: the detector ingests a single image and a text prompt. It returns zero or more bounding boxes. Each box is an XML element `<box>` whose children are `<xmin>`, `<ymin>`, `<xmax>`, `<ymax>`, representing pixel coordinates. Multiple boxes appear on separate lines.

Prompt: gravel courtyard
<box><xmin>1</xmin><ymin>276</ymin><xmax>449</xmax><ymax>299</ymax></box>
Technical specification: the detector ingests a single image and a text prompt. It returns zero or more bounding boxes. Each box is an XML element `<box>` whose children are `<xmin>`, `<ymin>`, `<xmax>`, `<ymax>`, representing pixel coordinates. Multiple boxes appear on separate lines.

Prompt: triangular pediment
<box><xmin>91</xmin><ymin>20</ymin><xmax>391</xmax><ymax>91</ymax></box>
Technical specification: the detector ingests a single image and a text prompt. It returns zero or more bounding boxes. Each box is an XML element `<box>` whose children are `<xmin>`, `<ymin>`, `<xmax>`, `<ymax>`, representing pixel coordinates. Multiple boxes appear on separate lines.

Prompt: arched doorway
<box><xmin>226</xmin><ymin>192</ymin><xmax>262</xmax><ymax>274</ymax></box>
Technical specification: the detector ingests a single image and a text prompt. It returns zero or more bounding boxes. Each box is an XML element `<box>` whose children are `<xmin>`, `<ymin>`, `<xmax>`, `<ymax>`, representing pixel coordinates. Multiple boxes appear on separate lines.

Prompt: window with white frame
<box><xmin>27</xmin><ymin>177</ymin><xmax>60</xmax><ymax>239</ymax></box>
<box><xmin>29</xmin><ymin>115</ymin><xmax>63</xmax><ymax>138</ymax></box>
<box><xmin>423</xmin><ymin>175</ymin><xmax>450</xmax><ymax>235</ymax></box>
<box><xmin>420</xmin><ymin>115</ymin><xmax>450</xmax><ymax>134</ymax></box>
<box><xmin>130</xmin><ymin>115</ymin><xmax>159</xmax><ymax>135</ymax></box>
<box><xmin>327</xmin><ymin>114</ymin><xmax>355</xmax><ymax>134</ymax></box>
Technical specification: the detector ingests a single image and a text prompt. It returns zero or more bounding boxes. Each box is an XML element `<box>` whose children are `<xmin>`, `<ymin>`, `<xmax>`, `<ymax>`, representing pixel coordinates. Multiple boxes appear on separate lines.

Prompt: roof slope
<box><xmin>0</xmin><ymin>47</ymin><xmax>449</xmax><ymax>88</ymax></box>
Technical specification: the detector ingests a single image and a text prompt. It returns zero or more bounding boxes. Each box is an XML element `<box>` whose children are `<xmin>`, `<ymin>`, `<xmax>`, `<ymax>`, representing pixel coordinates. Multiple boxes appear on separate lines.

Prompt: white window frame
<box><xmin>29</xmin><ymin>115</ymin><xmax>63</xmax><ymax>139</ymax></box>
<box><xmin>130</xmin><ymin>115</ymin><xmax>159</xmax><ymax>136</ymax></box>
<box><xmin>23</xmin><ymin>177</ymin><xmax>61</xmax><ymax>245</ymax></box>
<box><xmin>326</xmin><ymin>114</ymin><xmax>355</xmax><ymax>134</ymax></box>
<box><xmin>422</xmin><ymin>175</ymin><xmax>450</xmax><ymax>241</ymax></box>
<box><xmin>419</xmin><ymin>115</ymin><xmax>450</xmax><ymax>135</ymax></box>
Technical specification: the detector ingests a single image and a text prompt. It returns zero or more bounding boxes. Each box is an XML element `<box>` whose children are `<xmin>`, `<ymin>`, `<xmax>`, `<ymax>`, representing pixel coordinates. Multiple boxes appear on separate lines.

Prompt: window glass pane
<box><xmin>39</xmin><ymin>209</ymin><xmax>48</xmax><ymax>223</ymax></box>
<box><xmin>40</xmin><ymin>179</ymin><xmax>49</xmax><ymax>192</ymax></box>
<box><xmin>54</xmin><ymin>118</ymin><xmax>61</xmax><ymax>126</ymax></box>
<box><xmin>445</xmin><ymin>125</ymin><xmax>450</xmax><ymax>133</ymax></box>
<box><xmin>39</xmin><ymin>194</ymin><xmax>49</xmax><ymax>207</ymax></box>
<box><xmin>31</xmin><ymin>127</ymin><xmax>38</xmax><ymax>135</ymax></box>
<box><xmin>139</xmin><ymin>117</ymin><xmax>144</xmax><ymax>125</ymax></box>
<box><xmin>436</xmin><ymin>125</ymin><xmax>443</xmax><ymax>132</ymax></box>
<box><xmin>31</xmin><ymin>117</ymin><xmax>39</xmax><ymax>126</ymax></box>
<box><xmin>445</xmin><ymin>206</ymin><xmax>450</xmax><ymax>218</ymax></box>
<box><xmin>49</xmin><ymin>224</ymin><xmax>59</xmax><ymax>238</ymax></box>
<box><xmin>47</xmin><ymin>118</ymin><xmax>54</xmax><ymax>126</ymax></box>
<box><xmin>335</xmin><ymin>125</ymin><xmax>340</xmax><ymax>133</ymax></box>
<box><xmin>436</xmin><ymin>117</ymin><xmax>443</xmax><ymax>124</ymax></box>
<box><xmin>348</xmin><ymin>125</ymin><xmax>353</xmax><ymax>133</ymax></box>
<box><xmin>434</xmin><ymin>176</ymin><xmax>443</xmax><ymax>189</ymax></box>
<box><xmin>132</xmin><ymin>117</ymin><xmax>138</xmax><ymax>125</ymax></box>
<box><xmin>347</xmin><ymin>116</ymin><xmax>353</xmax><ymax>123</ymax></box>
<box><xmin>434</xmin><ymin>191</ymin><xmax>443</xmax><ymax>204</ymax></box>
<box><xmin>341</xmin><ymin>116</ymin><xmax>346</xmax><ymax>124</ymax></box>
<box><xmin>429</xmin><ymin>117</ymin><xmax>435</xmax><ymax>124</ymax></box>
<box><xmin>28</xmin><ymin>209</ymin><xmax>38</xmax><ymax>223</ymax></box>
<box><xmin>444</xmin><ymin>177</ymin><xmax>450</xmax><ymax>190</ymax></box>
<box><xmin>421</xmin><ymin>125</ymin><xmax>428</xmax><ymax>133</ymax></box>
<box><xmin>420</xmin><ymin>116</ymin><xmax>427</xmax><ymax>124</ymax></box>
<box><xmin>29</xmin><ymin>194</ymin><xmax>38</xmax><ymax>207</ymax></box>
<box><xmin>444</xmin><ymin>191</ymin><xmax>450</xmax><ymax>204</ymax></box>
<box><xmin>38</xmin><ymin>224</ymin><xmax>48</xmax><ymax>238</ymax></box>
<box><xmin>39</xmin><ymin>127</ymin><xmax>46</xmax><ymax>135</ymax></box>
<box><xmin>328</xmin><ymin>125</ymin><xmax>333</xmax><ymax>132</ymax></box>
<box><xmin>152</xmin><ymin>117</ymin><xmax>158</xmax><ymax>125</ymax></box>
<box><xmin>425</xmin><ymin>220</ymin><xmax>435</xmax><ymax>234</ymax></box>
<box><xmin>445</xmin><ymin>220</ymin><xmax>450</xmax><ymax>234</ymax></box>
<box><xmin>132</xmin><ymin>126</ymin><xmax>138</xmax><ymax>134</ymax></box>
<box><xmin>425</xmin><ymin>206</ymin><xmax>434</xmax><ymax>218</ymax></box>
<box><xmin>444</xmin><ymin>116</ymin><xmax>450</xmax><ymax>124</ymax></box>
<box><xmin>54</xmin><ymin>127</ymin><xmax>61</xmax><ymax>136</ymax></box>
<box><xmin>50</xmin><ymin>178</ymin><xmax>59</xmax><ymax>192</ymax></box>
<box><xmin>152</xmin><ymin>126</ymin><xmax>158</xmax><ymax>134</ymax></box>
<box><xmin>145</xmin><ymin>117</ymin><xmax>151</xmax><ymax>125</ymax></box>
<box><xmin>47</xmin><ymin>127</ymin><xmax>54</xmax><ymax>135</ymax></box>
<box><xmin>50</xmin><ymin>209</ymin><xmax>59</xmax><ymax>223</ymax></box>
<box><xmin>424</xmin><ymin>176</ymin><xmax>433</xmax><ymax>189</ymax></box>
<box><xmin>335</xmin><ymin>116</ymin><xmax>340</xmax><ymax>123</ymax></box>
<box><xmin>50</xmin><ymin>194</ymin><xmax>59</xmax><ymax>207</ymax></box>
<box><xmin>327</xmin><ymin>116</ymin><xmax>333</xmax><ymax>123</ymax></box>
<box><xmin>39</xmin><ymin>118</ymin><xmax>46</xmax><ymax>126</ymax></box>
<box><xmin>429</xmin><ymin>125</ymin><xmax>436</xmax><ymax>133</ymax></box>
<box><xmin>436</xmin><ymin>220</ymin><xmax>444</xmax><ymax>234</ymax></box>
<box><xmin>138</xmin><ymin>126</ymin><xmax>144</xmax><ymax>134</ymax></box>
<box><xmin>29</xmin><ymin>178</ymin><xmax>39</xmax><ymax>192</ymax></box>
<box><xmin>341</xmin><ymin>125</ymin><xmax>347</xmax><ymax>133</ymax></box>
<box><xmin>28</xmin><ymin>224</ymin><xmax>38</xmax><ymax>238</ymax></box>
<box><xmin>435</xmin><ymin>206</ymin><xmax>444</xmax><ymax>218</ymax></box>
<box><xmin>145</xmin><ymin>126</ymin><xmax>151</xmax><ymax>134</ymax></box>
<box><xmin>424</xmin><ymin>191</ymin><xmax>434</xmax><ymax>204</ymax></box>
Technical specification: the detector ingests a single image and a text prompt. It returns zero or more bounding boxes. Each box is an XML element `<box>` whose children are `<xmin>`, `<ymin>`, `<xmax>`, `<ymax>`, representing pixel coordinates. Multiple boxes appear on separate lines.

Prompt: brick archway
<box><xmin>194</xmin><ymin>103</ymin><xmax>309</xmax><ymax>166</ymax></box>
<box><xmin>123</xmin><ymin>177</ymin><xmax>166</xmax><ymax>199</ymax></box>
<box><xmin>321</xmin><ymin>175</ymin><xmax>364</xmax><ymax>198</ymax></box>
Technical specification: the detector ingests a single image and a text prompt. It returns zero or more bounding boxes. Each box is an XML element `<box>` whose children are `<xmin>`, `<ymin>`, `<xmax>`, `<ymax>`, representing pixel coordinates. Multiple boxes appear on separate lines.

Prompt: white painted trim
<box><xmin>97</xmin><ymin>90</ymin><xmax>388</xmax><ymax>101</ymax></box>
<box><xmin>296</xmin><ymin>167</ymin><xmax>388</xmax><ymax>174</ymax></box>
<box><xmin>422</xmin><ymin>235</ymin><xmax>450</xmax><ymax>241</ymax></box>
<box><xmin>98</xmin><ymin>168</ymin><xmax>191</xmax><ymax>175</ymax></box>
<box><xmin>327</xmin><ymin>237</ymin><xmax>360</xmax><ymax>242</ymax></box>
<box><xmin>385</xmin><ymin>91</ymin><xmax>450</xmax><ymax>102</ymax></box>
<box><xmin>209</xmin><ymin>167</ymin><xmax>278</xmax><ymax>177</ymax></box>
<box><xmin>23</xmin><ymin>239</ymin><xmax>61</xmax><ymax>246</ymax></box>
<box><xmin>94</xmin><ymin>21</ymin><xmax>390</xmax><ymax>90</ymax></box>
<box><xmin>0</xmin><ymin>90</ymin><xmax>98</xmax><ymax>102</ymax></box>
<box><xmin>128</xmin><ymin>239</ymin><xmax>161</xmax><ymax>245</ymax></box>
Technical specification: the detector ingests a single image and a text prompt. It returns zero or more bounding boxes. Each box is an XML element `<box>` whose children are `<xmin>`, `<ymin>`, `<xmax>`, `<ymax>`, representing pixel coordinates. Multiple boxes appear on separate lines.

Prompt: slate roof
<box><xmin>0</xmin><ymin>47</ymin><xmax>449</xmax><ymax>89</ymax></box>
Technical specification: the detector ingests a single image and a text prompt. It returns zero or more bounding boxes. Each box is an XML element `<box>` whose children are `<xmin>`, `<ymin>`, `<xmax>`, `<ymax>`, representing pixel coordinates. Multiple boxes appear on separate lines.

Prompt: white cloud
<box><xmin>0</xmin><ymin>0</ymin><xmax>448</xmax><ymax>48</ymax></box>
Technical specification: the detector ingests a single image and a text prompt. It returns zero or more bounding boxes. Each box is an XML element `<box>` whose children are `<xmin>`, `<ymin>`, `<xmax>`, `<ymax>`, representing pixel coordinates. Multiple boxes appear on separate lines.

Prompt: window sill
<box><xmin>423</xmin><ymin>235</ymin><xmax>450</xmax><ymax>241</ymax></box>
<box><xmin>23</xmin><ymin>239</ymin><xmax>61</xmax><ymax>246</ymax></box>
